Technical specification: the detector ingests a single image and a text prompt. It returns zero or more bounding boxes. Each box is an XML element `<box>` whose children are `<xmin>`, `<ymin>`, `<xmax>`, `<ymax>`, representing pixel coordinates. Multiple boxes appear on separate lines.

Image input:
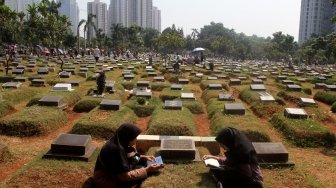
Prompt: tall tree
<box><xmin>77</xmin><ymin>19</ymin><xmax>86</xmax><ymax>50</ymax></box>
<box><xmin>84</xmin><ymin>13</ymin><xmax>97</xmax><ymax>48</ymax></box>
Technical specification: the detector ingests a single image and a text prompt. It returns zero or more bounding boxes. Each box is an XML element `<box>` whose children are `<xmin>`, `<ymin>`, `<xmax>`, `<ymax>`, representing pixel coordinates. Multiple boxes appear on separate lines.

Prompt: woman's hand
<box><xmin>202</xmin><ymin>155</ymin><xmax>219</xmax><ymax>161</ymax></box>
<box><xmin>146</xmin><ymin>164</ymin><xmax>163</xmax><ymax>172</ymax></box>
<box><xmin>140</xmin><ymin>155</ymin><xmax>155</xmax><ymax>161</ymax></box>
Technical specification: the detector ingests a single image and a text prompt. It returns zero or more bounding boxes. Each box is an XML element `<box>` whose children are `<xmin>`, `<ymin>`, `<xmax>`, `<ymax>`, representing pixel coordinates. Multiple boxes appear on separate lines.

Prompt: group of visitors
<box><xmin>91</xmin><ymin>124</ymin><xmax>263</xmax><ymax>188</ymax></box>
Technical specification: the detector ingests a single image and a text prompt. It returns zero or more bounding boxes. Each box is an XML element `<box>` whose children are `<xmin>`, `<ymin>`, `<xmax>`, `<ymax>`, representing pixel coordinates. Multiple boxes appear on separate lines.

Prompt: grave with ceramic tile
<box><xmin>181</xmin><ymin>93</ymin><xmax>195</xmax><ymax>100</ymax></box>
<box><xmin>286</xmin><ymin>84</ymin><xmax>302</xmax><ymax>92</ymax></box>
<box><xmin>284</xmin><ymin>108</ymin><xmax>308</xmax><ymax>119</ymax></box>
<box><xmin>2</xmin><ymin>82</ymin><xmax>22</xmax><ymax>89</ymax></box>
<box><xmin>164</xmin><ymin>100</ymin><xmax>183</xmax><ymax>110</ymax></box>
<box><xmin>229</xmin><ymin>79</ymin><xmax>241</xmax><ymax>86</ymax></box>
<box><xmin>158</xmin><ymin>139</ymin><xmax>200</xmax><ymax>161</ymax></box>
<box><xmin>171</xmin><ymin>84</ymin><xmax>183</xmax><ymax>90</ymax></box>
<box><xmin>250</xmin><ymin>84</ymin><xmax>266</xmax><ymax>91</ymax></box>
<box><xmin>218</xmin><ymin>93</ymin><xmax>235</xmax><ymax>101</ymax></box>
<box><xmin>38</xmin><ymin>96</ymin><xmax>67</xmax><ymax>109</ymax></box>
<box><xmin>52</xmin><ymin>83</ymin><xmax>73</xmax><ymax>91</ymax></box>
<box><xmin>178</xmin><ymin>78</ymin><xmax>189</xmax><ymax>84</ymax></box>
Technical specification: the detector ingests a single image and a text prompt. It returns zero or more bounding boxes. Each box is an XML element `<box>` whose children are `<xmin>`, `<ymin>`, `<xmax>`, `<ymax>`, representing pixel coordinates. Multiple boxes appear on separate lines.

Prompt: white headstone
<box><xmin>52</xmin><ymin>83</ymin><xmax>73</xmax><ymax>91</ymax></box>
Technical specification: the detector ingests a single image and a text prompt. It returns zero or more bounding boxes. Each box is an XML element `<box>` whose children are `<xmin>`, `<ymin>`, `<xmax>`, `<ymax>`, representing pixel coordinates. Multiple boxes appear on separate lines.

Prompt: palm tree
<box><xmin>83</xmin><ymin>13</ymin><xmax>97</xmax><ymax>49</ymax></box>
<box><xmin>77</xmin><ymin>19</ymin><xmax>86</xmax><ymax>50</ymax></box>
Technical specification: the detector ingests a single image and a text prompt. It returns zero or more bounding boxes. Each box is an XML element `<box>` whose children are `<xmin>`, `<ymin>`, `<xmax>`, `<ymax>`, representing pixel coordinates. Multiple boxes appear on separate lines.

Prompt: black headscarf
<box><xmin>95</xmin><ymin>123</ymin><xmax>141</xmax><ymax>174</ymax></box>
<box><xmin>215</xmin><ymin>127</ymin><xmax>258</xmax><ymax>166</ymax></box>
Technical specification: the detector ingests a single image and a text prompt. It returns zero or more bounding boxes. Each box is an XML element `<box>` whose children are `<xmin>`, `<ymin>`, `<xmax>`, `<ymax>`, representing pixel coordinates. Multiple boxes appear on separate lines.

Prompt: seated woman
<box><xmin>202</xmin><ymin>127</ymin><xmax>263</xmax><ymax>188</ymax></box>
<box><xmin>93</xmin><ymin>123</ymin><xmax>163</xmax><ymax>188</ymax></box>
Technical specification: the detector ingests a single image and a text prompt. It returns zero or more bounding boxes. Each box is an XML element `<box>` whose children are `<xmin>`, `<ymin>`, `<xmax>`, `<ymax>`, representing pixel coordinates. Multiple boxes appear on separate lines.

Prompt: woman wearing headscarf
<box><xmin>93</xmin><ymin>123</ymin><xmax>162</xmax><ymax>188</ymax></box>
<box><xmin>202</xmin><ymin>127</ymin><xmax>263</xmax><ymax>188</ymax></box>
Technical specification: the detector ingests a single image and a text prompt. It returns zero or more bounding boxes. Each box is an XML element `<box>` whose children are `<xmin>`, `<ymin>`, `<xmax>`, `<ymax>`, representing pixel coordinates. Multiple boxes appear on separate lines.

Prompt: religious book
<box><xmin>147</xmin><ymin>156</ymin><xmax>164</xmax><ymax>166</ymax></box>
<box><xmin>204</xmin><ymin>158</ymin><xmax>220</xmax><ymax>168</ymax></box>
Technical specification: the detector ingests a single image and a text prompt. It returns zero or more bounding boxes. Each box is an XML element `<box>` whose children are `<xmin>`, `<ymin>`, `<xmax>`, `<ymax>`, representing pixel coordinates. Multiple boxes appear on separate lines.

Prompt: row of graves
<box><xmin>1</xmin><ymin>56</ymin><xmax>336</xmax><ymax>178</ymax></box>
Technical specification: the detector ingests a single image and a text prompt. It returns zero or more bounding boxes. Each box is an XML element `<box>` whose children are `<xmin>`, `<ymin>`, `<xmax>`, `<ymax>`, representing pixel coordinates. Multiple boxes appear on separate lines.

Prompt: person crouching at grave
<box><xmin>202</xmin><ymin>127</ymin><xmax>263</xmax><ymax>188</ymax></box>
<box><xmin>93</xmin><ymin>123</ymin><xmax>163</xmax><ymax>188</ymax></box>
<box><xmin>96</xmin><ymin>71</ymin><xmax>106</xmax><ymax>96</ymax></box>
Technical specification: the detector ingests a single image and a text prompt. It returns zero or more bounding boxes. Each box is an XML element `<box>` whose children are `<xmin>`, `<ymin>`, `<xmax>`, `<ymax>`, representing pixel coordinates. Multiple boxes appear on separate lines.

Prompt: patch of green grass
<box><xmin>314</xmin><ymin>91</ymin><xmax>336</xmax><ymax>105</ymax></box>
<box><xmin>0</xmin><ymin>106</ymin><xmax>67</xmax><ymax>137</ymax></box>
<box><xmin>201</xmin><ymin>90</ymin><xmax>222</xmax><ymax>104</ymax></box>
<box><xmin>26</xmin><ymin>91</ymin><xmax>82</xmax><ymax>107</ymax></box>
<box><xmin>183</xmin><ymin>100</ymin><xmax>204</xmax><ymax>114</ymax></box>
<box><xmin>0</xmin><ymin>101</ymin><xmax>15</xmax><ymax>118</ymax></box>
<box><xmin>151</xmin><ymin>82</ymin><xmax>171</xmax><ymax>91</ymax></box>
<box><xmin>147</xmin><ymin>108</ymin><xmax>196</xmax><ymax>136</ymax></box>
<box><xmin>251</xmin><ymin>102</ymin><xmax>283</xmax><ymax>119</ymax></box>
<box><xmin>239</xmin><ymin>88</ymin><xmax>260</xmax><ymax>105</ymax></box>
<box><xmin>2</xmin><ymin>87</ymin><xmax>41</xmax><ymax>105</ymax></box>
<box><xmin>125</xmin><ymin>96</ymin><xmax>161</xmax><ymax>117</ymax></box>
<box><xmin>270</xmin><ymin>113</ymin><xmax>336</xmax><ymax>147</ymax></box>
<box><xmin>200</xmin><ymin>80</ymin><xmax>228</xmax><ymax>91</ymax></box>
<box><xmin>71</xmin><ymin>107</ymin><xmax>137</xmax><ymax>139</ymax></box>
<box><xmin>159</xmin><ymin>88</ymin><xmax>181</xmax><ymax>101</ymax></box>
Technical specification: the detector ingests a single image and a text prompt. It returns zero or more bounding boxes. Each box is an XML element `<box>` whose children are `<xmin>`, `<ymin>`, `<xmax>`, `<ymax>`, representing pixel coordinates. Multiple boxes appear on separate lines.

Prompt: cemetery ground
<box><xmin>0</xmin><ymin>57</ymin><xmax>336</xmax><ymax>188</ymax></box>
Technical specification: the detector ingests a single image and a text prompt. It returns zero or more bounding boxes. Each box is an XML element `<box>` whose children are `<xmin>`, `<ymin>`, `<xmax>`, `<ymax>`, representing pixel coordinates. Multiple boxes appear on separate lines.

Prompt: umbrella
<box><xmin>192</xmin><ymin>47</ymin><xmax>205</xmax><ymax>52</ymax></box>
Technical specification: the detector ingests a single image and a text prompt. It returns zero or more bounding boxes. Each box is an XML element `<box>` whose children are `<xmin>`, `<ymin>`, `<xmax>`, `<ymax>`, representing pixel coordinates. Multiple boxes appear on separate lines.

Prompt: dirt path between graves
<box><xmin>194</xmin><ymin>86</ymin><xmax>210</xmax><ymax>136</ymax></box>
<box><xmin>316</xmin><ymin>101</ymin><xmax>336</xmax><ymax>133</ymax></box>
<box><xmin>0</xmin><ymin>110</ymin><xmax>82</xmax><ymax>182</ymax></box>
<box><xmin>136</xmin><ymin>116</ymin><xmax>150</xmax><ymax>133</ymax></box>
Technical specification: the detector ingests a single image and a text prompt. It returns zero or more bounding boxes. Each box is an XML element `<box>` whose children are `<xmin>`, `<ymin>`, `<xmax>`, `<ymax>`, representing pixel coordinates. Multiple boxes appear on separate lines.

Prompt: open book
<box><xmin>204</xmin><ymin>158</ymin><xmax>220</xmax><ymax>168</ymax></box>
<box><xmin>147</xmin><ymin>156</ymin><xmax>164</xmax><ymax>166</ymax></box>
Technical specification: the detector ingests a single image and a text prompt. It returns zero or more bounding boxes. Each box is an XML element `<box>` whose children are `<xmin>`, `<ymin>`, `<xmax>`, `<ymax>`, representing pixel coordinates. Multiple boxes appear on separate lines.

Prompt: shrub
<box><xmin>0</xmin><ymin>106</ymin><xmax>67</xmax><ymax>136</ymax></box>
<box><xmin>303</xmin><ymin>88</ymin><xmax>312</xmax><ymax>95</ymax></box>
<box><xmin>126</xmin><ymin>97</ymin><xmax>160</xmax><ymax>117</ymax></box>
<box><xmin>314</xmin><ymin>91</ymin><xmax>336</xmax><ymax>105</ymax></box>
<box><xmin>183</xmin><ymin>101</ymin><xmax>204</xmax><ymax>114</ymax></box>
<box><xmin>239</xmin><ymin>88</ymin><xmax>259</xmax><ymax>105</ymax></box>
<box><xmin>332</xmin><ymin>102</ymin><xmax>336</xmax><ymax>113</ymax></box>
<box><xmin>0</xmin><ymin>101</ymin><xmax>15</xmax><ymax>118</ymax></box>
<box><xmin>147</xmin><ymin>108</ymin><xmax>196</xmax><ymax>136</ymax></box>
<box><xmin>201</xmin><ymin>90</ymin><xmax>221</xmax><ymax>104</ymax></box>
<box><xmin>251</xmin><ymin>103</ymin><xmax>283</xmax><ymax>119</ymax></box>
<box><xmin>2</xmin><ymin>87</ymin><xmax>40</xmax><ymax>105</ymax></box>
<box><xmin>151</xmin><ymin>83</ymin><xmax>170</xmax><ymax>91</ymax></box>
<box><xmin>159</xmin><ymin>88</ymin><xmax>180</xmax><ymax>101</ymax></box>
<box><xmin>73</xmin><ymin>99</ymin><xmax>100</xmax><ymax>112</ymax></box>
<box><xmin>164</xmin><ymin>74</ymin><xmax>179</xmax><ymax>83</ymax></box>
<box><xmin>275</xmin><ymin>98</ymin><xmax>286</xmax><ymax>106</ymax></box>
<box><xmin>277</xmin><ymin>91</ymin><xmax>300</xmax><ymax>103</ymax></box>
<box><xmin>137</xmin><ymin>97</ymin><xmax>146</xmax><ymax>105</ymax></box>
<box><xmin>71</xmin><ymin>107</ymin><xmax>137</xmax><ymax>139</ymax></box>
<box><xmin>207</xmin><ymin>99</ymin><xmax>225</xmax><ymax>119</ymax></box>
<box><xmin>270</xmin><ymin>113</ymin><xmax>335</xmax><ymax>147</ymax></box>
<box><xmin>121</xmin><ymin>81</ymin><xmax>135</xmax><ymax>90</ymax></box>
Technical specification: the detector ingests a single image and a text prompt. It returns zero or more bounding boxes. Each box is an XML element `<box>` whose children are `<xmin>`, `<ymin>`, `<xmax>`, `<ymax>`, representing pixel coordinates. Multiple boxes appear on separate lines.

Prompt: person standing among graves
<box><xmin>209</xmin><ymin>62</ymin><xmax>214</xmax><ymax>71</ymax></box>
<box><xmin>96</xmin><ymin>71</ymin><xmax>106</xmax><ymax>96</ymax></box>
<box><xmin>202</xmin><ymin>127</ymin><xmax>263</xmax><ymax>188</ymax></box>
<box><xmin>93</xmin><ymin>123</ymin><xmax>163</xmax><ymax>188</ymax></box>
<box><xmin>94</xmin><ymin>46</ymin><xmax>100</xmax><ymax>63</ymax></box>
<box><xmin>201</xmin><ymin>52</ymin><xmax>205</xmax><ymax>63</ymax></box>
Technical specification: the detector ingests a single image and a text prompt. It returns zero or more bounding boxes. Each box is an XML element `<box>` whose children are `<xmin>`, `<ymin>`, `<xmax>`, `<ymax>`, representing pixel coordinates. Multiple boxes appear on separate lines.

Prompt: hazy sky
<box><xmin>78</xmin><ymin>0</ymin><xmax>301</xmax><ymax>41</ymax></box>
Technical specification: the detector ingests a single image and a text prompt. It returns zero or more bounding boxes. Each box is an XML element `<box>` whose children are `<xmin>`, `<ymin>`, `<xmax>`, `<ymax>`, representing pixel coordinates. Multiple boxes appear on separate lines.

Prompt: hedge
<box><xmin>151</xmin><ymin>82</ymin><xmax>170</xmax><ymax>91</ymax></box>
<box><xmin>26</xmin><ymin>91</ymin><xmax>82</xmax><ymax>107</ymax></box>
<box><xmin>73</xmin><ymin>99</ymin><xmax>101</xmax><ymax>112</ymax></box>
<box><xmin>159</xmin><ymin>88</ymin><xmax>181</xmax><ymax>101</ymax></box>
<box><xmin>147</xmin><ymin>108</ymin><xmax>196</xmax><ymax>136</ymax></box>
<box><xmin>183</xmin><ymin>100</ymin><xmax>204</xmax><ymax>114</ymax></box>
<box><xmin>210</xmin><ymin>111</ymin><xmax>270</xmax><ymax>142</ymax></box>
<box><xmin>239</xmin><ymin>88</ymin><xmax>259</xmax><ymax>105</ymax></box>
<box><xmin>270</xmin><ymin>113</ymin><xmax>335</xmax><ymax>147</ymax></box>
<box><xmin>71</xmin><ymin>107</ymin><xmax>137</xmax><ymax>139</ymax></box>
<box><xmin>314</xmin><ymin>91</ymin><xmax>336</xmax><ymax>105</ymax></box>
<box><xmin>125</xmin><ymin>96</ymin><xmax>161</xmax><ymax>117</ymax></box>
<box><xmin>2</xmin><ymin>87</ymin><xmax>40</xmax><ymax>105</ymax></box>
<box><xmin>277</xmin><ymin>91</ymin><xmax>300</xmax><ymax>103</ymax></box>
<box><xmin>200</xmin><ymin>80</ymin><xmax>228</xmax><ymax>91</ymax></box>
<box><xmin>0</xmin><ymin>106</ymin><xmax>67</xmax><ymax>136</ymax></box>
<box><xmin>250</xmin><ymin>103</ymin><xmax>283</xmax><ymax>119</ymax></box>
<box><xmin>201</xmin><ymin>90</ymin><xmax>222</xmax><ymax>104</ymax></box>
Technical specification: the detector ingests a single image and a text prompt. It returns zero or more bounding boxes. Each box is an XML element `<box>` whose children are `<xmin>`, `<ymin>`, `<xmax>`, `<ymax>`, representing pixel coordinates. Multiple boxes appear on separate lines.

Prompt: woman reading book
<box><xmin>93</xmin><ymin>123</ymin><xmax>163</xmax><ymax>188</ymax></box>
<box><xmin>202</xmin><ymin>127</ymin><xmax>263</xmax><ymax>188</ymax></box>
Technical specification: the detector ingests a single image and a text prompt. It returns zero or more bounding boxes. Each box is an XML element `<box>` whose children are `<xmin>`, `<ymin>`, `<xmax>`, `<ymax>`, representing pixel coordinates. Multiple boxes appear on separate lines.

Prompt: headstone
<box><xmin>164</xmin><ymin>100</ymin><xmax>182</xmax><ymax>110</ymax></box>
<box><xmin>59</xmin><ymin>71</ymin><xmax>71</xmax><ymax>78</ymax></box>
<box><xmin>148</xmin><ymin>72</ymin><xmax>157</xmax><ymax>77</ymax></box>
<box><xmin>208</xmin><ymin>84</ymin><xmax>222</xmax><ymax>90</ymax></box>
<box><xmin>171</xmin><ymin>84</ymin><xmax>183</xmax><ymax>90</ymax></box>
<box><xmin>299</xmin><ymin>98</ymin><xmax>316</xmax><ymax>106</ymax></box>
<box><xmin>260</xmin><ymin>95</ymin><xmax>275</xmax><ymax>102</ymax></box>
<box><xmin>207</xmin><ymin>76</ymin><xmax>218</xmax><ymax>80</ymax></box>
<box><xmin>99</xmin><ymin>100</ymin><xmax>121</xmax><ymax>110</ymax></box>
<box><xmin>137</xmin><ymin>81</ymin><xmax>150</xmax><ymax>88</ymax></box>
<box><xmin>44</xmin><ymin>133</ymin><xmax>96</xmax><ymax>162</ymax></box>
<box><xmin>37</xmin><ymin>67</ymin><xmax>49</xmax><ymax>74</ymax></box>
<box><xmin>12</xmin><ymin>69</ymin><xmax>24</xmax><ymax>75</ymax></box>
<box><xmin>2</xmin><ymin>82</ymin><xmax>22</xmax><ymax>89</ymax></box>
<box><xmin>178</xmin><ymin>78</ymin><xmax>189</xmax><ymax>84</ymax></box>
<box><xmin>282</xmin><ymin>80</ymin><xmax>294</xmax><ymax>85</ymax></box>
<box><xmin>325</xmin><ymin>85</ymin><xmax>336</xmax><ymax>91</ymax></box>
<box><xmin>284</xmin><ymin>108</ymin><xmax>308</xmax><ymax>119</ymax></box>
<box><xmin>68</xmin><ymin>80</ymin><xmax>80</xmax><ymax>87</ymax></box>
<box><xmin>52</xmin><ymin>83</ymin><xmax>73</xmax><ymax>92</ymax></box>
<box><xmin>154</xmin><ymin>76</ymin><xmax>165</xmax><ymax>82</ymax></box>
<box><xmin>252</xmin><ymin>142</ymin><xmax>289</xmax><ymax>163</ymax></box>
<box><xmin>250</xmin><ymin>84</ymin><xmax>266</xmax><ymax>91</ymax></box>
<box><xmin>39</xmin><ymin>96</ymin><xmax>67</xmax><ymax>109</ymax></box>
<box><xmin>159</xmin><ymin>139</ymin><xmax>199</xmax><ymax>161</ymax></box>
<box><xmin>181</xmin><ymin>93</ymin><xmax>195</xmax><ymax>100</ymax></box>
<box><xmin>252</xmin><ymin>79</ymin><xmax>263</xmax><ymax>84</ymax></box>
<box><xmin>315</xmin><ymin>83</ymin><xmax>326</xmax><ymax>89</ymax></box>
<box><xmin>105</xmin><ymin>81</ymin><xmax>115</xmax><ymax>93</ymax></box>
<box><xmin>14</xmin><ymin>76</ymin><xmax>27</xmax><ymax>82</ymax></box>
<box><xmin>224</xmin><ymin>103</ymin><xmax>245</xmax><ymax>115</ymax></box>
<box><xmin>229</xmin><ymin>79</ymin><xmax>241</xmax><ymax>86</ymax></box>
<box><xmin>218</xmin><ymin>93</ymin><xmax>235</xmax><ymax>101</ymax></box>
<box><xmin>136</xmin><ymin>91</ymin><xmax>152</xmax><ymax>98</ymax></box>
<box><xmin>124</xmin><ymin>74</ymin><xmax>135</xmax><ymax>80</ymax></box>
<box><xmin>30</xmin><ymin>79</ymin><xmax>46</xmax><ymax>87</ymax></box>
<box><xmin>286</xmin><ymin>85</ymin><xmax>302</xmax><ymax>92</ymax></box>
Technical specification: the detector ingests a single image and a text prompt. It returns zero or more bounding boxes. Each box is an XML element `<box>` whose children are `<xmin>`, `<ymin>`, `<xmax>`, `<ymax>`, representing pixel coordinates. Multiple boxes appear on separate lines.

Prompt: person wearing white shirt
<box><xmin>94</xmin><ymin>46</ymin><xmax>100</xmax><ymax>62</ymax></box>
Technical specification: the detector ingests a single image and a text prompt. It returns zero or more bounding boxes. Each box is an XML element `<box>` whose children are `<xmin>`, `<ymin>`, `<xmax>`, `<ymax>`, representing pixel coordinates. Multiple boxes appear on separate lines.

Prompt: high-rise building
<box><xmin>58</xmin><ymin>0</ymin><xmax>79</xmax><ymax>35</ymax></box>
<box><xmin>152</xmin><ymin>6</ymin><xmax>161</xmax><ymax>32</ymax></box>
<box><xmin>5</xmin><ymin>0</ymin><xmax>40</xmax><ymax>19</ymax></box>
<box><xmin>298</xmin><ymin>0</ymin><xmax>336</xmax><ymax>45</ymax></box>
<box><xmin>109</xmin><ymin>0</ymin><xmax>160</xmax><ymax>31</ymax></box>
<box><xmin>87</xmin><ymin>0</ymin><xmax>108</xmax><ymax>39</ymax></box>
